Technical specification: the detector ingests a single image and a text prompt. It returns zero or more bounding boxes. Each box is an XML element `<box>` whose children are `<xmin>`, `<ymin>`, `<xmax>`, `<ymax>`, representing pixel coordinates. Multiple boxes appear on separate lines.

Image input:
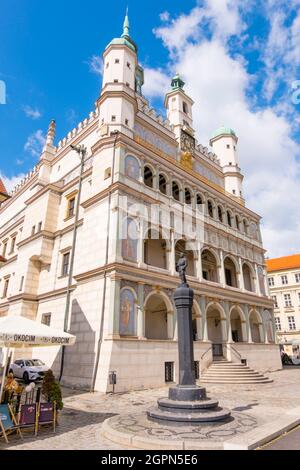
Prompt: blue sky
<box><xmin>1</xmin><ymin>0</ymin><xmax>300</xmax><ymax>257</ymax></box>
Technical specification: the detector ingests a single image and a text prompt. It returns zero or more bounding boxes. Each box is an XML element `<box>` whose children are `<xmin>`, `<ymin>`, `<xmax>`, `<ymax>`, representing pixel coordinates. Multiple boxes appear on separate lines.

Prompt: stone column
<box><xmin>258</xmin><ymin>307</ymin><xmax>267</xmax><ymax>343</ymax></box>
<box><xmin>243</xmin><ymin>304</ymin><xmax>252</xmax><ymax>343</ymax></box>
<box><xmin>138</xmin><ymin>218</ymin><xmax>145</xmax><ymax>267</ymax></box>
<box><xmin>196</xmin><ymin>242</ymin><xmax>203</xmax><ymax>281</ymax></box>
<box><xmin>167</xmin><ymin>311</ymin><xmax>174</xmax><ymax>340</ymax></box>
<box><xmin>238</xmin><ymin>257</ymin><xmax>244</xmax><ymax>291</ymax></box>
<box><xmin>200</xmin><ymin>296</ymin><xmax>208</xmax><ymax>341</ymax></box>
<box><xmin>137</xmin><ymin>282</ymin><xmax>145</xmax><ymax>339</ymax></box>
<box><xmin>107</xmin><ymin>277</ymin><xmax>121</xmax><ymax>338</ymax></box>
<box><xmin>223</xmin><ymin>301</ymin><xmax>232</xmax><ymax>343</ymax></box>
<box><xmin>221</xmin><ymin>319</ymin><xmax>228</xmax><ymax>343</ymax></box>
<box><xmin>241</xmin><ymin>320</ymin><xmax>248</xmax><ymax>342</ymax></box>
<box><xmin>255</xmin><ymin>264</ymin><xmax>261</xmax><ymax>296</ymax></box>
<box><xmin>169</xmin><ymin>230</ymin><xmax>176</xmax><ymax>276</ymax></box>
<box><xmin>219</xmin><ymin>249</ymin><xmax>226</xmax><ymax>287</ymax></box>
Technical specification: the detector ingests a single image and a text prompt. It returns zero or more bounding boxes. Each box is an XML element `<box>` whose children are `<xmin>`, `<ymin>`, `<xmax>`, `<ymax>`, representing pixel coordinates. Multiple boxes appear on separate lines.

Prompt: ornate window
<box><xmin>185</xmin><ymin>188</ymin><xmax>192</xmax><ymax>205</ymax></box>
<box><xmin>144</xmin><ymin>166</ymin><xmax>154</xmax><ymax>188</ymax></box>
<box><xmin>172</xmin><ymin>182</ymin><xmax>180</xmax><ymax>201</ymax></box>
<box><xmin>207</xmin><ymin>200</ymin><xmax>214</xmax><ymax>218</ymax></box>
<box><xmin>218</xmin><ymin>206</ymin><xmax>223</xmax><ymax>223</ymax></box>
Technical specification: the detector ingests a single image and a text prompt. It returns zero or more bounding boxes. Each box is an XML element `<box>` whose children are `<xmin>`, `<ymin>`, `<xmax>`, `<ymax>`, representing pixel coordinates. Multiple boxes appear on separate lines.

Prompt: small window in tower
<box><xmin>125</xmin><ymin>119</ymin><xmax>129</xmax><ymax>126</ymax></box>
<box><xmin>233</xmin><ymin>190</ymin><xmax>236</xmax><ymax>195</ymax></box>
<box><xmin>104</xmin><ymin>168</ymin><xmax>112</xmax><ymax>180</ymax></box>
<box><xmin>111</xmin><ymin>116</ymin><xmax>116</xmax><ymax>122</ymax></box>
<box><xmin>234</xmin><ymin>146</ymin><xmax>236</xmax><ymax>151</ymax></box>
<box><xmin>114</xmin><ymin>79</ymin><xmax>119</xmax><ymax>83</ymax></box>
<box><xmin>115</xmin><ymin>59</ymin><xmax>120</xmax><ymax>64</ymax></box>
<box><xmin>127</xmin><ymin>62</ymin><xmax>131</xmax><ymax>69</ymax></box>
<box><xmin>227</xmin><ymin>144</ymin><xmax>230</xmax><ymax>149</ymax></box>
<box><xmin>106</xmin><ymin>62</ymin><xmax>109</xmax><ymax>69</ymax></box>
<box><xmin>126</xmin><ymin>82</ymin><xmax>130</xmax><ymax>87</ymax></box>
<box><xmin>183</xmin><ymin>102</ymin><xmax>188</xmax><ymax>114</ymax></box>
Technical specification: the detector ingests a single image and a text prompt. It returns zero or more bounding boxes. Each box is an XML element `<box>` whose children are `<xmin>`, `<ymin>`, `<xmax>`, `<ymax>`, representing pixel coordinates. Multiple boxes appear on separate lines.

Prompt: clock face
<box><xmin>181</xmin><ymin>130</ymin><xmax>195</xmax><ymax>153</ymax></box>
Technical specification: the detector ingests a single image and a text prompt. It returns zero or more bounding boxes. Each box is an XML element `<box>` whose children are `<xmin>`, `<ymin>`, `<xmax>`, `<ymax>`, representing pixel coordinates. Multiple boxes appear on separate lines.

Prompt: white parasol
<box><xmin>0</xmin><ymin>316</ymin><xmax>76</xmax><ymax>401</ymax></box>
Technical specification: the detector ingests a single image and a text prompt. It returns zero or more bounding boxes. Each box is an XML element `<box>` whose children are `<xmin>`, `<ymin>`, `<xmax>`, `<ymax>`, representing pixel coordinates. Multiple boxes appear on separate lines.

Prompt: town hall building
<box><xmin>0</xmin><ymin>15</ymin><xmax>281</xmax><ymax>392</ymax></box>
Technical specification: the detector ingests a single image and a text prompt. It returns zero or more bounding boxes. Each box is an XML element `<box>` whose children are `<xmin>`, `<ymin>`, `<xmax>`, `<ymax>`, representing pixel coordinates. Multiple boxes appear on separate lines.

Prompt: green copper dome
<box><xmin>211</xmin><ymin>126</ymin><xmax>237</xmax><ymax>139</ymax></box>
<box><xmin>171</xmin><ymin>73</ymin><xmax>185</xmax><ymax>90</ymax></box>
<box><xmin>106</xmin><ymin>10</ymin><xmax>137</xmax><ymax>53</ymax></box>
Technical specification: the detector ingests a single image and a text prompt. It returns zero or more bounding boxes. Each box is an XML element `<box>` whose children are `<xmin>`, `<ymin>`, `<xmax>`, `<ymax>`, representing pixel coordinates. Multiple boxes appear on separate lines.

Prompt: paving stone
<box><xmin>1</xmin><ymin>367</ymin><xmax>300</xmax><ymax>450</ymax></box>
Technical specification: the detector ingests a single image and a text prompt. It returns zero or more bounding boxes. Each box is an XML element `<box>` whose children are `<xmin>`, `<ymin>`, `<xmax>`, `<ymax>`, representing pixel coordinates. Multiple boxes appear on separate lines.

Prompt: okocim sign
<box><xmin>0</xmin><ymin>316</ymin><xmax>76</xmax><ymax>348</ymax></box>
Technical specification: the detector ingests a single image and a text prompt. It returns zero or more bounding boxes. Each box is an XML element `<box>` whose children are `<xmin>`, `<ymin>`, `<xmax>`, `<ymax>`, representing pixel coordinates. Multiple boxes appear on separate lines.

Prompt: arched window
<box><xmin>227</xmin><ymin>211</ymin><xmax>232</xmax><ymax>227</ymax></box>
<box><xmin>185</xmin><ymin>188</ymin><xmax>192</xmax><ymax>205</ymax></box>
<box><xmin>207</xmin><ymin>200</ymin><xmax>214</xmax><ymax>218</ymax></box>
<box><xmin>218</xmin><ymin>206</ymin><xmax>223</xmax><ymax>223</ymax></box>
<box><xmin>144</xmin><ymin>166</ymin><xmax>154</xmax><ymax>188</ymax></box>
<box><xmin>243</xmin><ymin>219</ymin><xmax>248</xmax><ymax>235</ymax></box>
<box><xmin>235</xmin><ymin>215</ymin><xmax>240</xmax><ymax>231</ymax></box>
<box><xmin>202</xmin><ymin>249</ymin><xmax>219</xmax><ymax>283</ymax></box>
<box><xmin>224</xmin><ymin>256</ymin><xmax>238</xmax><ymax>287</ymax></box>
<box><xmin>172</xmin><ymin>181</ymin><xmax>180</xmax><ymax>201</ymax></box>
<box><xmin>196</xmin><ymin>194</ymin><xmax>203</xmax><ymax>205</ymax></box>
<box><xmin>144</xmin><ymin>230</ymin><xmax>167</xmax><ymax>269</ymax></box>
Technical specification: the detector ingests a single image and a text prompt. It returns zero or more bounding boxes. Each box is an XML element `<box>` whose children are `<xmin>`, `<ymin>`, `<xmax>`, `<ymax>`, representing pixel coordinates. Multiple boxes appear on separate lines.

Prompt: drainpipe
<box><xmin>91</xmin><ymin>131</ymin><xmax>119</xmax><ymax>392</ymax></box>
<box><xmin>59</xmin><ymin>144</ymin><xmax>87</xmax><ymax>382</ymax></box>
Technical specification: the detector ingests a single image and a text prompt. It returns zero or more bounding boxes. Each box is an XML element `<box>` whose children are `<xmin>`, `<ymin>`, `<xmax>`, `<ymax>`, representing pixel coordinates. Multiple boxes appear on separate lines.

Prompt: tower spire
<box><xmin>122</xmin><ymin>6</ymin><xmax>130</xmax><ymax>38</ymax></box>
<box><xmin>44</xmin><ymin>119</ymin><xmax>56</xmax><ymax>148</ymax></box>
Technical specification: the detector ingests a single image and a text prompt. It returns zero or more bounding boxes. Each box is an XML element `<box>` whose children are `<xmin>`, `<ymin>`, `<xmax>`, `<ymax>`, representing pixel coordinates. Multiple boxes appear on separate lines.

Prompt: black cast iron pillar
<box><xmin>174</xmin><ymin>285</ymin><xmax>195</xmax><ymax>386</ymax></box>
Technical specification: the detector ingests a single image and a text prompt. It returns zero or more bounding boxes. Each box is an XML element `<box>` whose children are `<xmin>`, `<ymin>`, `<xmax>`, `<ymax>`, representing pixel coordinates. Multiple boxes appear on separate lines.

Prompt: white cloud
<box><xmin>24</xmin><ymin>130</ymin><xmax>45</xmax><ymax>158</ymax></box>
<box><xmin>159</xmin><ymin>11</ymin><xmax>170</xmax><ymax>22</ymax></box>
<box><xmin>143</xmin><ymin>67</ymin><xmax>170</xmax><ymax>99</ymax></box>
<box><xmin>23</xmin><ymin>106</ymin><xmax>42</xmax><ymax>120</ymax></box>
<box><xmin>154</xmin><ymin>7</ymin><xmax>204</xmax><ymax>56</ymax></box>
<box><xmin>88</xmin><ymin>55</ymin><xmax>103</xmax><ymax>76</ymax></box>
<box><xmin>262</xmin><ymin>3</ymin><xmax>300</xmax><ymax>101</ymax></box>
<box><xmin>149</xmin><ymin>5</ymin><xmax>300</xmax><ymax>258</ymax></box>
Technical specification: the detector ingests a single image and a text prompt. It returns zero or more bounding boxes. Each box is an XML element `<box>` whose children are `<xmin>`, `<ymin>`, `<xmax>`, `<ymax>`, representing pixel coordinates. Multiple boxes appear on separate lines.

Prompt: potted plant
<box><xmin>41</xmin><ymin>370</ymin><xmax>63</xmax><ymax>423</ymax></box>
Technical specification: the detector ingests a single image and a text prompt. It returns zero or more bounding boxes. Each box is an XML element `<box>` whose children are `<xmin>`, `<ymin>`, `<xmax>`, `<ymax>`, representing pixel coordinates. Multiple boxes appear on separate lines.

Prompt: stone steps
<box><xmin>200</xmin><ymin>360</ymin><xmax>273</xmax><ymax>384</ymax></box>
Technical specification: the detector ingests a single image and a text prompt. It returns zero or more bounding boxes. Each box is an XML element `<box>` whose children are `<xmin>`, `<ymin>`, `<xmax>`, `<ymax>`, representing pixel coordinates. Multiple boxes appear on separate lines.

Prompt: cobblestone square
<box><xmin>1</xmin><ymin>367</ymin><xmax>300</xmax><ymax>450</ymax></box>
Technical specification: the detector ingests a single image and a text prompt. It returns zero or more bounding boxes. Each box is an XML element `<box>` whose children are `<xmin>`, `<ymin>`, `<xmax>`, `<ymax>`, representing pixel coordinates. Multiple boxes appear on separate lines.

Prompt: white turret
<box><xmin>164</xmin><ymin>74</ymin><xmax>194</xmax><ymax>141</ymax></box>
<box><xmin>210</xmin><ymin>127</ymin><xmax>244</xmax><ymax>200</ymax></box>
<box><xmin>97</xmin><ymin>11</ymin><xmax>143</xmax><ymax>138</ymax></box>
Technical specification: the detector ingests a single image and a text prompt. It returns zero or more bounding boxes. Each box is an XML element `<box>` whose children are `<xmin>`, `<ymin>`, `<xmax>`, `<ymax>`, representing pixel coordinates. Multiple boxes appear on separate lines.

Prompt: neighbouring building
<box><xmin>0</xmin><ymin>15</ymin><xmax>281</xmax><ymax>392</ymax></box>
<box><xmin>267</xmin><ymin>254</ymin><xmax>300</xmax><ymax>357</ymax></box>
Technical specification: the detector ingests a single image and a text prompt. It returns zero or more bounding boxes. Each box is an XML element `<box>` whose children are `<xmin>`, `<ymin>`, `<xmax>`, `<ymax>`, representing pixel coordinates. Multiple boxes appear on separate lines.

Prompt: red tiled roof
<box><xmin>266</xmin><ymin>254</ymin><xmax>300</xmax><ymax>273</ymax></box>
<box><xmin>0</xmin><ymin>178</ymin><xmax>8</xmax><ymax>195</ymax></box>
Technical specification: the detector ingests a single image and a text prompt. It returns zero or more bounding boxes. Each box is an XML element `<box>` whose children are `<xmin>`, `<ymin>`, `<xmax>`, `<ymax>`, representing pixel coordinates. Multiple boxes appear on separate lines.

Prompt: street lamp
<box><xmin>59</xmin><ymin>143</ymin><xmax>87</xmax><ymax>382</ymax></box>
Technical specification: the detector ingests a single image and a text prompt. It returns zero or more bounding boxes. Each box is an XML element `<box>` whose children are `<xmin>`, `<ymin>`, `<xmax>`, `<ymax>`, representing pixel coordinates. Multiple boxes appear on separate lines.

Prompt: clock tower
<box><xmin>164</xmin><ymin>74</ymin><xmax>195</xmax><ymax>141</ymax></box>
<box><xmin>165</xmin><ymin>74</ymin><xmax>195</xmax><ymax>169</ymax></box>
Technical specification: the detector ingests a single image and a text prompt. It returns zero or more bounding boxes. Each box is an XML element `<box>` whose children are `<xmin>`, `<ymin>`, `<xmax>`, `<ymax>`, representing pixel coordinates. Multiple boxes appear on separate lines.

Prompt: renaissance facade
<box><xmin>0</xmin><ymin>16</ymin><xmax>281</xmax><ymax>392</ymax></box>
